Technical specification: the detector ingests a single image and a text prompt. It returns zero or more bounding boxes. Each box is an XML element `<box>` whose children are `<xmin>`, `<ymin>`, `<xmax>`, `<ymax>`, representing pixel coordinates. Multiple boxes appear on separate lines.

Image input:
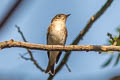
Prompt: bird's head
<box><xmin>51</xmin><ymin>14</ymin><xmax>70</xmax><ymax>23</ymax></box>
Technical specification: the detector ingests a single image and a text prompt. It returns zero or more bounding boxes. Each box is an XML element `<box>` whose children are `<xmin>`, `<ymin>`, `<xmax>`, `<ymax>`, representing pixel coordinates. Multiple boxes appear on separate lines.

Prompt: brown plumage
<box><xmin>45</xmin><ymin>14</ymin><xmax>70</xmax><ymax>75</ymax></box>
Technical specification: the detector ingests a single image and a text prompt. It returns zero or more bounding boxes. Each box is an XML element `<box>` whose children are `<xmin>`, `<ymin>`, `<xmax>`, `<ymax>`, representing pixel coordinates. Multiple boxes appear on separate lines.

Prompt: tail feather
<box><xmin>45</xmin><ymin>63</ymin><xmax>55</xmax><ymax>76</ymax></box>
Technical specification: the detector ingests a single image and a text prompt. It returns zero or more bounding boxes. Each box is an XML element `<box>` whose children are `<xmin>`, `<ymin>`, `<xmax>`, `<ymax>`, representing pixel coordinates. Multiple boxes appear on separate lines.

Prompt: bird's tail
<box><xmin>45</xmin><ymin>61</ymin><xmax>55</xmax><ymax>76</ymax></box>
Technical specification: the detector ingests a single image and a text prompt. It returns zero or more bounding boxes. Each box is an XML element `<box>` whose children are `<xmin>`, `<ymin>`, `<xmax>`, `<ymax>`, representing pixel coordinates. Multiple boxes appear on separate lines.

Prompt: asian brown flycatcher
<box><xmin>45</xmin><ymin>14</ymin><xmax>70</xmax><ymax>75</ymax></box>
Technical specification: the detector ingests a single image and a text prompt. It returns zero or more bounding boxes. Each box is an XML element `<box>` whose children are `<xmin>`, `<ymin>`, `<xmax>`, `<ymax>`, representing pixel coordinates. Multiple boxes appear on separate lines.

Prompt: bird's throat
<box><xmin>52</xmin><ymin>21</ymin><xmax>66</xmax><ymax>31</ymax></box>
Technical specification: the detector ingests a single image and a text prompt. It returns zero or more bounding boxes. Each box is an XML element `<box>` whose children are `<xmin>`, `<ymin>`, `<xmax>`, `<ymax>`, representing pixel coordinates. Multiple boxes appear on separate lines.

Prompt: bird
<box><xmin>45</xmin><ymin>14</ymin><xmax>70</xmax><ymax>75</ymax></box>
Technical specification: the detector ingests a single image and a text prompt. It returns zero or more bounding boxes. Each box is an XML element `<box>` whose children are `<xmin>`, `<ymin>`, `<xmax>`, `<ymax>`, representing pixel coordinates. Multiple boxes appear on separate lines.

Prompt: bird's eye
<box><xmin>58</xmin><ymin>15</ymin><xmax>61</xmax><ymax>18</ymax></box>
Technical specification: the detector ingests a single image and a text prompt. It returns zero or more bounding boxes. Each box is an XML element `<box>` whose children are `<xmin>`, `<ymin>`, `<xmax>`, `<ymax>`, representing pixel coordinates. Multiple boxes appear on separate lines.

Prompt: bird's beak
<box><xmin>66</xmin><ymin>14</ymin><xmax>71</xmax><ymax>17</ymax></box>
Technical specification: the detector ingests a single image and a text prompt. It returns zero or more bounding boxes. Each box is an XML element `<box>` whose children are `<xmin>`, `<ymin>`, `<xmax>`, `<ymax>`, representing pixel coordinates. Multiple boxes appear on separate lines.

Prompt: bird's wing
<box><xmin>56</xmin><ymin>51</ymin><xmax>61</xmax><ymax>63</ymax></box>
<box><xmin>56</xmin><ymin>27</ymin><xmax>68</xmax><ymax>63</ymax></box>
<box><xmin>47</xmin><ymin>26</ymin><xmax>51</xmax><ymax>59</ymax></box>
<box><xmin>64</xmin><ymin>27</ymin><xmax>68</xmax><ymax>44</ymax></box>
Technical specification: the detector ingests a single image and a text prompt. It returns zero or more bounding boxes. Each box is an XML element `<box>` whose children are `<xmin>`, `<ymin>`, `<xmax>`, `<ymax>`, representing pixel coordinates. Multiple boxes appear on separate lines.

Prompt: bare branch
<box><xmin>0</xmin><ymin>0</ymin><xmax>22</xmax><ymax>28</ymax></box>
<box><xmin>65</xmin><ymin>63</ymin><xmax>71</xmax><ymax>72</ymax></box>
<box><xmin>0</xmin><ymin>40</ymin><xmax>120</xmax><ymax>51</ymax></box>
<box><xmin>107</xmin><ymin>33</ymin><xmax>114</xmax><ymax>42</ymax></box>
<box><xmin>16</xmin><ymin>25</ymin><xmax>27</xmax><ymax>42</ymax></box>
<box><xmin>25</xmin><ymin>49</ymin><xmax>45</xmax><ymax>72</ymax></box>
<box><xmin>19</xmin><ymin>53</ymin><xmax>31</xmax><ymax>60</ymax></box>
<box><xmin>16</xmin><ymin>26</ymin><xmax>45</xmax><ymax>72</ymax></box>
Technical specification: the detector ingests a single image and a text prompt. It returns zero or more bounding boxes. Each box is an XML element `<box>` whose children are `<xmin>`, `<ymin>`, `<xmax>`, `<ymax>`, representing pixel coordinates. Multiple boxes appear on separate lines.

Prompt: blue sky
<box><xmin>0</xmin><ymin>0</ymin><xmax>120</xmax><ymax>80</ymax></box>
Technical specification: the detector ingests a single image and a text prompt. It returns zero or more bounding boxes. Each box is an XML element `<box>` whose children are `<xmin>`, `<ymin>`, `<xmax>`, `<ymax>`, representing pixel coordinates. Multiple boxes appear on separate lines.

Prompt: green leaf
<box><xmin>108</xmin><ymin>40</ymin><xmax>113</xmax><ymax>44</ymax></box>
<box><xmin>114</xmin><ymin>53</ymin><xmax>120</xmax><ymax>66</ymax></box>
<box><xmin>101</xmin><ymin>54</ymin><xmax>113</xmax><ymax>68</ymax></box>
<box><xmin>117</xmin><ymin>40</ymin><xmax>120</xmax><ymax>46</ymax></box>
<box><xmin>114</xmin><ymin>36</ymin><xmax>118</xmax><ymax>40</ymax></box>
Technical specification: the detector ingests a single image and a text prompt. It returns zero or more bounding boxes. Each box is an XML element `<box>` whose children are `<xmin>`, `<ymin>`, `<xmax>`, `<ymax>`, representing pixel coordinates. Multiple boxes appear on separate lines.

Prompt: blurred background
<box><xmin>0</xmin><ymin>0</ymin><xmax>120</xmax><ymax>80</ymax></box>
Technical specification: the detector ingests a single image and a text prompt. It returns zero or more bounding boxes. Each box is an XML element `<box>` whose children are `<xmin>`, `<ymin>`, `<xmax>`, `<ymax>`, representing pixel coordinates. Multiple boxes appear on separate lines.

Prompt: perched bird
<box><xmin>45</xmin><ymin>14</ymin><xmax>70</xmax><ymax>75</ymax></box>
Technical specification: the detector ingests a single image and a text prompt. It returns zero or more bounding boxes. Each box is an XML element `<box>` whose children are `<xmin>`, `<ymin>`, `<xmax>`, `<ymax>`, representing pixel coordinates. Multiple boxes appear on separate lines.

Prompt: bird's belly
<box><xmin>48</xmin><ymin>30</ymin><xmax>66</xmax><ymax>45</ymax></box>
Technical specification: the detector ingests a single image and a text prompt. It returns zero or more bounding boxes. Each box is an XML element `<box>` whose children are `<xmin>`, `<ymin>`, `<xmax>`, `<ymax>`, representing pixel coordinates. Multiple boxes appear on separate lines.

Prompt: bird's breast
<box><xmin>48</xmin><ymin>23</ymin><xmax>67</xmax><ymax>45</ymax></box>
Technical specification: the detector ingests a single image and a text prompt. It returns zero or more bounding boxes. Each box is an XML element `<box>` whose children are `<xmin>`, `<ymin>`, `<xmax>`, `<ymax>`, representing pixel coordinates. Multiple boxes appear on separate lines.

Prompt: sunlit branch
<box><xmin>0</xmin><ymin>40</ymin><xmax>120</xmax><ymax>52</ymax></box>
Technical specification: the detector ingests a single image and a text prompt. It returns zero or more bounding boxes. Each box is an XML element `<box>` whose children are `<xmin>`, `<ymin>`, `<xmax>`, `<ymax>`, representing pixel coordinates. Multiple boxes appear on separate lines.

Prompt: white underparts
<box><xmin>54</xmin><ymin>21</ymin><xmax>65</xmax><ymax>31</ymax></box>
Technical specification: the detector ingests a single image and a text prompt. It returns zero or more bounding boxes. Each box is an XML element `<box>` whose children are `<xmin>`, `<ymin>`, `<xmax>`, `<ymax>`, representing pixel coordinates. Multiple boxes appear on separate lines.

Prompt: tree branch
<box><xmin>0</xmin><ymin>0</ymin><xmax>22</xmax><ymax>28</ymax></box>
<box><xmin>16</xmin><ymin>25</ymin><xmax>45</xmax><ymax>72</ymax></box>
<box><xmin>0</xmin><ymin>40</ymin><xmax>120</xmax><ymax>51</ymax></box>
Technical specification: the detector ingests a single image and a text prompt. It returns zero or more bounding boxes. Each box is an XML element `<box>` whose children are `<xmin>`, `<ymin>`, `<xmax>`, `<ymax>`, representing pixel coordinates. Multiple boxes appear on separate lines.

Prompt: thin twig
<box><xmin>0</xmin><ymin>0</ymin><xmax>22</xmax><ymax>28</ymax></box>
<box><xmin>65</xmin><ymin>63</ymin><xmax>71</xmax><ymax>72</ymax></box>
<box><xmin>19</xmin><ymin>53</ymin><xmax>31</xmax><ymax>60</ymax></box>
<box><xmin>107</xmin><ymin>33</ymin><xmax>114</xmax><ymax>42</ymax></box>
<box><xmin>16</xmin><ymin>25</ymin><xmax>44</xmax><ymax>72</ymax></box>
